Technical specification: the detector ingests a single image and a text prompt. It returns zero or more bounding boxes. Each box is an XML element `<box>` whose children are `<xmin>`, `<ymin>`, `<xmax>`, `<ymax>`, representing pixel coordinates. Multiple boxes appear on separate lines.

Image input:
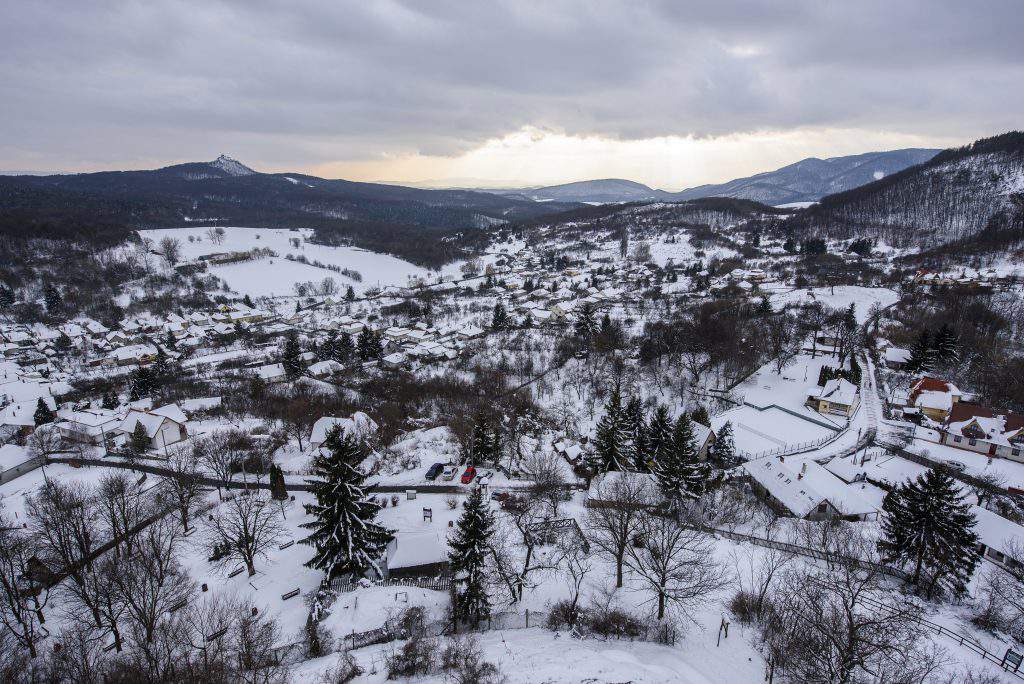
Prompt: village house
<box><xmin>806</xmin><ymin>378</ymin><xmax>860</xmax><ymax>417</ymax></box>
<box><xmin>744</xmin><ymin>456</ymin><xmax>879</xmax><ymax>521</ymax></box>
<box><xmin>115</xmin><ymin>404</ymin><xmax>189</xmax><ymax>452</ymax></box>
<box><xmin>907</xmin><ymin>377</ymin><xmax>961</xmax><ymax>422</ymax></box>
<box><xmin>938</xmin><ymin>402</ymin><xmax>1024</xmax><ymax>462</ymax></box>
<box><xmin>55</xmin><ymin>407</ymin><xmax>121</xmax><ymax>445</ymax></box>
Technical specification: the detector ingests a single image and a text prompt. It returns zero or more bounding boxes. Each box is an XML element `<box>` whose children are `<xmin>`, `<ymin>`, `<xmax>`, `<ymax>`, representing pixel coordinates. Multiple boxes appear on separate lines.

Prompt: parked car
<box><xmin>475</xmin><ymin>469</ymin><xmax>494</xmax><ymax>483</ymax></box>
<box><xmin>441</xmin><ymin>465</ymin><xmax>459</xmax><ymax>480</ymax></box>
<box><xmin>460</xmin><ymin>466</ymin><xmax>477</xmax><ymax>484</ymax></box>
<box><xmin>947</xmin><ymin>461</ymin><xmax>968</xmax><ymax>473</ymax></box>
<box><xmin>424</xmin><ymin>463</ymin><xmax>445</xmax><ymax>481</ymax></box>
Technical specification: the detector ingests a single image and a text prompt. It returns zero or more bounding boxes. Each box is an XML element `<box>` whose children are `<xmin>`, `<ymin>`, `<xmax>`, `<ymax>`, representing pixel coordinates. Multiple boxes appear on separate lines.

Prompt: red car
<box><xmin>460</xmin><ymin>466</ymin><xmax>477</xmax><ymax>484</ymax></box>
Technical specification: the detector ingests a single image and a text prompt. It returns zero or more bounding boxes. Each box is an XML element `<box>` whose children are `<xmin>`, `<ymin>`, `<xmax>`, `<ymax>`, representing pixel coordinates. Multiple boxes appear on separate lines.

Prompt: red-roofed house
<box><xmin>908</xmin><ymin>377</ymin><xmax>961</xmax><ymax>422</ymax></box>
<box><xmin>939</xmin><ymin>401</ymin><xmax>1024</xmax><ymax>463</ymax></box>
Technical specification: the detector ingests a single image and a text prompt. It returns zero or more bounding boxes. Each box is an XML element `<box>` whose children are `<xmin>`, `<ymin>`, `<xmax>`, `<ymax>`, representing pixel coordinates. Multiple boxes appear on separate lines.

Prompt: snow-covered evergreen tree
<box><xmin>879</xmin><ymin>467</ymin><xmax>980</xmax><ymax>598</ymax></box>
<box><xmin>591</xmin><ymin>385</ymin><xmax>630</xmax><ymax>472</ymax></box>
<box><xmin>491</xmin><ymin>302</ymin><xmax>511</xmax><ymax>330</ymax></box>
<box><xmin>300</xmin><ymin>426</ymin><xmax>394</xmax><ymax>581</ymax></box>
<box><xmin>906</xmin><ymin>330</ymin><xmax>934</xmax><ymax>373</ymax></box>
<box><xmin>448</xmin><ymin>486</ymin><xmax>495</xmax><ymax>627</ymax></box>
<box><xmin>933</xmin><ymin>324</ymin><xmax>959</xmax><ymax>364</ymax></box>
<box><xmin>33</xmin><ymin>398</ymin><xmax>55</xmax><ymax>426</ymax></box>
<box><xmin>624</xmin><ymin>396</ymin><xmax>648</xmax><ymax>472</ymax></box>
<box><xmin>708</xmin><ymin>421</ymin><xmax>739</xmax><ymax>469</ymax></box>
<box><xmin>337</xmin><ymin>332</ymin><xmax>355</xmax><ymax>362</ymax></box>
<box><xmin>282</xmin><ymin>331</ymin><xmax>303</xmax><ymax>379</ymax></box>
<box><xmin>646</xmin><ymin>405</ymin><xmax>674</xmax><ymax>468</ymax></box>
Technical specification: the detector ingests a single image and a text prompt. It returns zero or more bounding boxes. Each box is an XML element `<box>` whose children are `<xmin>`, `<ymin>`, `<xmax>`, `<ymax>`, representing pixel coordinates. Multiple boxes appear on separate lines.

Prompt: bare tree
<box><xmin>26</xmin><ymin>423</ymin><xmax>65</xmax><ymax>458</ymax></box>
<box><xmin>626</xmin><ymin>511</ymin><xmax>729</xmax><ymax>621</ymax></box>
<box><xmin>233</xmin><ymin>599</ymin><xmax>287</xmax><ymax>684</ymax></box>
<box><xmin>206</xmin><ymin>227</ymin><xmax>226</xmax><ymax>245</ymax></box>
<box><xmin>158</xmin><ymin>237</ymin><xmax>182</xmax><ymax>267</ymax></box>
<box><xmin>26</xmin><ymin>479</ymin><xmax>104</xmax><ymax>627</ymax></box>
<box><xmin>522</xmin><ymin>450</ymin><xmax>566</xmax><ymax>518</ymax></box>
<box><xmin>759</xmin><ymin>530</ymin><xmax>945</xmax><ymax>684</ymax></box>
<box><xmin>0</xmin><ymin>521</ymin><xmax>51</xmax><ymax>659</ymax></box>
<box><xmin>585</xmin><ymin>474</ymin><xmax>654</xmax><ymax>588</ymax></box>
<box><xmin>164</xmin><ymin>444</ymin><xmax>206</xmax><ymax>532</ymax></box>
<box><xmin>729</xmin><ymin>545</ymin><xmax>792</xmax><ymax>623</ymax></box>
<box><xmin>490</xmin><ymin>506</ymin><xmax>564</xmax><ymax>603</ymax></box>
<box><xmin>113</xmin><ymin>515</ymin><xmax>193</xmax><ymax>647</ymax></box>
<box><xmin>205</xmin><ymin>488</ymin><xmax>285</xmax><ymax>577</ymax></box>
<box><xmin>96</xmin><ymin>471</ymin><xmax>149</xmax><ymax>559</ymax></box>
<box><xmin>557</xmin><ymin>533</ymin><xmax>594</xmax><ymax>625</ymax></box>
<box><xmin>278</xmin><ymin>390</ymin><xmax>317</xmax><ymax>452</ymax></box>
<box><xmin>196</xmin><ymin>431</ymin><xmax>249</xmax><ymax>499</ymax></box>
<box><xmin>970</xmin><ymin>471</ymin><xmax>1007</xmax><ymax>508</ymax></box>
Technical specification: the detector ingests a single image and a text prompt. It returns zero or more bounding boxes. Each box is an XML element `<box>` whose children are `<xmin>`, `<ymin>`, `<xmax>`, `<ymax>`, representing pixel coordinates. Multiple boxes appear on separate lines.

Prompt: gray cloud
<box><xmin>1</xmin><ymin>0</ymin><xmax>1021</xmax><ymax>173</ymax></box>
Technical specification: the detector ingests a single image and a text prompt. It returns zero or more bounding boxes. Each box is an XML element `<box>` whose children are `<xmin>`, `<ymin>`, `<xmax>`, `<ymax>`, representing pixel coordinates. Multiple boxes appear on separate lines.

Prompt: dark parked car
<box><xmin>460</xmin><ymin>466</ymin><xmax>477</xmax><ymax>484</ymax></box>
<box><xmin>425</xmin><ymin>463</ymin><xmax>445</xmax><ymax>481</ymax></box>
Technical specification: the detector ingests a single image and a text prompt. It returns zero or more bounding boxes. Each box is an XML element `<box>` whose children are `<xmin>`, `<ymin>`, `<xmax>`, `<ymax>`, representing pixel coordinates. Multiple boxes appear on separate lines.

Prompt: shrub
<box><xmin>729</xmin><ymin>589</ymin><xmax>759</xmax><ymax>624</ymax></box>
<box><xmin>585</xmin><ymin>606</ymin><xmax>643</xmax><ymax>639</ymax></box>
<box><xmin>440</xmin><ymin>635</ymin><xmax>504</xmax><ymax>684</ymax></box>
<box><xmin>318</xmin><ymin>652</ymin><xmax>362</xmax><ymax>683</ymax></box>
<box><xmin>385</xmin><ymin>635</ymin><xmax>435</xmax><ymax>679</ymax></box>
<box><xmin>545</xmin><ymin>600</ymin><xmax>579</xmax><ymax>630</ymax></box>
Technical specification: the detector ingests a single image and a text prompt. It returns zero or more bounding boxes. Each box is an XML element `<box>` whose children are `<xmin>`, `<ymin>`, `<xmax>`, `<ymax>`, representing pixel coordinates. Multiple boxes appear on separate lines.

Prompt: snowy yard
<box><xmin>770</xmin><ymin>285</ymin><xmax>899</xmax><ymax>322</ymax></box>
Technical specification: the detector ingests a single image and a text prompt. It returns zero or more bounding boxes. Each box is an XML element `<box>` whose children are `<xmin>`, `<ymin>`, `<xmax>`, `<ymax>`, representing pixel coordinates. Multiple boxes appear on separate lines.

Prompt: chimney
<box><xmin>801</xmin><ymin>462</ymin><xmax>807</xmax><ymax>474</ymax></box>
<box><xmin>797</xmin><ymin>473</ymin><xmax>803</xmax><ymax>480</ymax></box>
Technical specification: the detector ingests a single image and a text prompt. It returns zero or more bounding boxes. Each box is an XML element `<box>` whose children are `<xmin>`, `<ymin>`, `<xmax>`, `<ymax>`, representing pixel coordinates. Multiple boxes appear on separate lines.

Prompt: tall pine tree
<box><xmin>647</xmin><ymin>405</ymin><xmax>674</xmax><ymax>468</ymax></box>
<box><xmin>623</xmin><ymin>396</ymin><xmax>648</xmax><ymax>472</ymax></box>
<box><xmin>878</xmin><ymin>467</ymin><xmax>980</xmax><ymax>599</ymax></box>
<box><xmin>281</xmin><ymin>331</ymin><xmax>303</xmax><ymax>379</ymax></box>
<box><xmin>33</xmin><ymin>398</ymin><xmax>55</xmax><ymax>426</ymax></box>
<box><xmin>448</xmin><ymin>487</ymin><xmax>495</xmax><ymax>628</ymax></box>
<box><xmin>933</xmin><ymin>324</ymin><xmax>959</xmax><ymax>365</ymax></box>
<box><xmin>591</xmin><ymin>385</ymin><xmax>629</xmax><ymax>472</ymax></box>
<box><xmin>300</xmin><ymin>426</ymin><xmax>394</xmax><ymax>581</ymax></box>
<box><xmin>708</xmin><ymin>421</ymin><xmax>739</xmax><ymax>469</ymax></box>
<box><xmin>906</xmin><ymin>330</ymin><xmax>934</xmax><ymax>374</ymax></box>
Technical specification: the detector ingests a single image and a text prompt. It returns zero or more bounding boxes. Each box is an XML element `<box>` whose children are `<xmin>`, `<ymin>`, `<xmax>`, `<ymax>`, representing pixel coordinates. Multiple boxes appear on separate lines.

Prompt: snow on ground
<box><xmin>713</xmin><ymin>352</ymin><xmax>847</xmax><ymax>455</ymax></box>
<box><xmin>293</xmin><ymin>624</ymin><xmax>766</xmax><ymax>683</ymax></box>
<box><xmin>771</xmin><ymin>285</ymin><xmax>899</xmax><ymax>322</ymax></box>
<box><xmin>321</xmin><ymin>586</ymin><xmax>449</xmax><ymax>636</ymax></box>
<box><xmin>906</xmin><ymin>432</ymin><xmax>1024</xmax><ymax>491</ymax></box>
<box><xmin>140</xmin><ymin>227</ymin><xmax>435</xmax><ymax>297</ymax></box>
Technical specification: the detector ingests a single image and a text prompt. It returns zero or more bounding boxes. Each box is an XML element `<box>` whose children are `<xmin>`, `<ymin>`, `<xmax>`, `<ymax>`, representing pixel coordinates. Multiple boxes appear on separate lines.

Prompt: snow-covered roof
<box><xmin>388</xmin><ymin>532</ymin><xmax>447</xmax><ymax>570</ymax></box>
<box><xmin>808</xmin><ymin>378</ymin><xmax>858</xmax><ymax>406</ymax></box>
<box><xmin>973</xmin><ymin>506</ymin><xmax>1024</xmax><ymax>556</ymax></box>
<box><xmin>310</xmin><ymin>412</ymin><xmax>379</xmax><ymax>447</ymax></box>
<box><xmin>744</xmin><ymin>457</ymin><xmax>876</xmax><ymax>517</ymax></box>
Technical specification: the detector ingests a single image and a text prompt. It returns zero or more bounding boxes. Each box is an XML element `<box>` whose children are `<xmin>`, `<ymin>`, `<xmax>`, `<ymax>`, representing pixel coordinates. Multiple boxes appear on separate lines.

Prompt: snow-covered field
<box><xmin>771</xmin><ymin>285</ymin><xmax>899</xmax><ymax>322</ymax></box>
<box><xmin>140</xmin><ymin>227</ymin><xmax>441</xmax><ymax>297</ymax></box>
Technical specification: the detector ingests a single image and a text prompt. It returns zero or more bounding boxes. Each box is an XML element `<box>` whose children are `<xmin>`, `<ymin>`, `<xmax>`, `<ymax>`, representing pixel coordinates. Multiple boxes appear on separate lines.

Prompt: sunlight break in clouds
<box><xmin>309</xmin><ymin>127</ymin><xmax>964</xmax><ymax>190</ymax></box>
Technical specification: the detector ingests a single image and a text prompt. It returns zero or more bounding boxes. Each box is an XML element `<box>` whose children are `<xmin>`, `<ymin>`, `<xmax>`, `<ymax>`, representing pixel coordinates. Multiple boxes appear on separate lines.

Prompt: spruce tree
<box><xmin>647</xmin><ymin>405</ymin><xmax>674</xmax><ymax>467</ymax></box>
<box><xmin>879</xmin><ymin>468</ymin><xmax>980</xmax><ymax>599</ymax></box>
<box><xmin>318</xmin><ymin>331</ymin><xmax>338</xmax><ymax>361</ymax></box>
<box><xmin>906</xmin><ymin>330</ymin><xmax>934</xmax><ymax>373</ymax></box>
<box><xmin>300</xmin><ymin>426</ymin><xmax>393</xmax><ymax>581</ymax></box>
<box><xmin>468</xmin><ymin>413</ymin><xmax>495</xmax><ymax>465</ymax></box>
<box><xmin>242</xmin><ymin>294</ymin><xmax>255</xmax><ymax>308</ymax></box>
<box><xmin>164</xmin><ymin>330</ymin><xmax>177</xmax><ymax>351</ymax></box>
<box><xmin>691</xmin><ymin>405</ymin><xmax>710</xmax><ymax>428</ymax></box>
<box><xmin>933</xmin><ymin>324</ymin><xmax>958</xmax><ymax>364</ymax></box>
<box><xmin>281</xmin><ymin>331</ymin><xmax>303</xmax><ymax>379</ymax></box>
<box><xmin>574</xmin><ymin>303</ymin><xmax>597</xmax><ymax>344</ymax></box>
<box><xmin>708</xmin><ymin>421</ymin><xmax>739</xmax><ymax>469</ymax></box>
<box><xmin>623</xmin><ymin>396</ymin><xmax>648</xmax><ymax>472</ymax></box>
<box><xmin>130</xmin><ymin>420</ymin><xmax>150</xmax><ymax>454</ymax></box>
<box><xmin>154</xmin><ymin>345</ymin><xmax>172</xmax><ymax>377</ymax></box>
<box><xmin>102</xmin><ymin>390</ymin><xmax>117</xmax><ymax>410</ymax></box>
<box><xmin>448</xmin><ymin>486</ymin><xmax>495</xmax><ymax>627</ymax></box>
<box><xmin>33</xmin><ymin>398</ymin><xmax>55</xmax><ymax>426</ymax></box>
<box><xmin>491</xmin><ymin>302</ymin><xmax>510</xmax><ymax>330</ymax></box>
<box><xmin>591</xmin><ymin>385</ymin><xmax>629</xmax><ymax>472</ymax></box>
<box><xmin>43</xmin><ymin>283</ymin><xmax>62</xmax><ymax>315</ymax></box>
<box><xmin>345</xmin><ymin>286</ymin><xmax>355</xmax><ymax>302</ymax></box>
<box><xmin>357</xmin><ymin>328</ymin><xmax>382</xmax><ymax>360</ymax></box>
<box><xmin>337</xmin><ymin>332</ymin><xmax>355</xmax><ymax>362</ymax></box>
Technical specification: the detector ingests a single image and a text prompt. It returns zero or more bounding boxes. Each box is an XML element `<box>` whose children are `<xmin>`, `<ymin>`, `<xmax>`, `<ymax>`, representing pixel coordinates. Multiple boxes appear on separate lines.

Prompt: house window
<box><xmin>1013</xmin><ymin>448</ymin><xmax>1021</xmax><ymax>457</ymax></box>
<box><xmin>969</xmin><ymin>438</ymin><xmax>977</xmax><ymax>446</ymax></box>
<box><xmin>954</xmin><ymin>436</ymin><xmax>962</xmax><ymax>443</ymax></box>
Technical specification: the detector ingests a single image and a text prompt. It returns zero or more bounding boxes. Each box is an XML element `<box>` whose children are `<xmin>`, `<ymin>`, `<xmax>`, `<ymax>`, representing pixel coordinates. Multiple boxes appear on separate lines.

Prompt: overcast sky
<box><xmin>1</xmin><ymin>1</ymin><xmax>1021</xmax><ymax>189</ymax></box>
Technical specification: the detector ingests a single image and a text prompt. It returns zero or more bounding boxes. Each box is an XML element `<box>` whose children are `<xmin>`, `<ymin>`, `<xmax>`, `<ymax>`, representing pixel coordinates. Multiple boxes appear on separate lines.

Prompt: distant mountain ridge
<box><xmin>484</xmin><ymin>148</ymin><xmax>941</xmax><ymax>205</ymax></box>
<box><xmin>795</xmin><ymin>131</ymin><xmax>1024</xmax><ymax>248</ymax></box>
<box><xmin>0</xmin><ymin>156</ymin><xmax>582</xmax><ymax>266</ymax></box>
